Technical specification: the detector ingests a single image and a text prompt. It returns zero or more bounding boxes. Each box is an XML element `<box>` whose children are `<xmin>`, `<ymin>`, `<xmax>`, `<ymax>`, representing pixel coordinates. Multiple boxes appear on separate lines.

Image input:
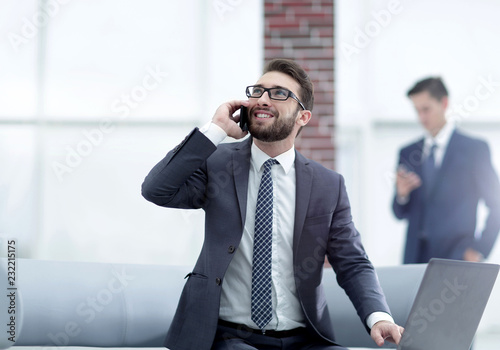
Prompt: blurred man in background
<box><xmin>393</xmin><ymin>77</ymin><xmax>500</xmax><ymax>264</ymax></box>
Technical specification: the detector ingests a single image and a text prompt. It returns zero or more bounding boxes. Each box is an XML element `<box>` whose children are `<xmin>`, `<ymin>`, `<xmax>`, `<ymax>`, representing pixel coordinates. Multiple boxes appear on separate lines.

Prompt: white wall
<box><xmin>335</xmin><ymin>0</ymin><xmax>500</xmax><ymax>336</ymax></box>
<box><xmin>0</xmin><ymin>0</ymin><xmax>263</xmax><ymax>266</ymax></box>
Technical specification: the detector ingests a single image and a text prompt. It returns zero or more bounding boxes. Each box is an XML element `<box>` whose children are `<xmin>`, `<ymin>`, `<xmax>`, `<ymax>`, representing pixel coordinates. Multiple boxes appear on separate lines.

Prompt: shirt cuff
<box><xmin>396</xmin><ymin>195</ymin><xmax>409</xmax><ymax>205</ymax></box>
<box><xmin>366</xmin><ymin>312</ymin><xmax>395</xmax><ymax>329</ymax></box>
<box><xmin>199</xmin><ymin>122</ymin><xmax>227</xmax><ymax>146</ymax></box>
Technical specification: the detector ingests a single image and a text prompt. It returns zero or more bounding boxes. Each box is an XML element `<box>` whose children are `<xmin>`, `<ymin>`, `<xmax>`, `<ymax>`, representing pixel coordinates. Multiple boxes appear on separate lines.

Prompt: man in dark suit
<box><xmin>393</xmin><ymin>77</ymin><xmax>500</xmax><ymax>264</ymax></box>
<box><xmin>142</xmin><ymin>59</ymin><xmax>403</xmax><ymax>350</ymax></box>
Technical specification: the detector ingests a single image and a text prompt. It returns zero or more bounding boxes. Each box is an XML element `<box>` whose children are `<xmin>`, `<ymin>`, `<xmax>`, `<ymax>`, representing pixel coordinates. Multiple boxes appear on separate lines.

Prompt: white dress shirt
<box><xmin>423</xmin><ymin>121</ymin><xmax>455</xmax><ymax>168</ymax></box>
<box><xmin>219</xmin><ymin>142</ymin><xmax>305</xmax><ymax>330</ymax></box>
<box><xmin>201</xmin><ymin>122</ymin><xmax>393</xmax><ymax>330</ymax></box>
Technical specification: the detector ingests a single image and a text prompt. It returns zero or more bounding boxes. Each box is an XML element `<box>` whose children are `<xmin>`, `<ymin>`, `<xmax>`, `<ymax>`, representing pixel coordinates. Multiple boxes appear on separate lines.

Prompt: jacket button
<box><xmin>228</xmin><ymin>245</ymin><xmax>235</xmax><ymax>254</ymax></box>
<box><xmin>215</xmin><ymin>278</ymin><xmax>222</xmax><ymax>285</ymax></box>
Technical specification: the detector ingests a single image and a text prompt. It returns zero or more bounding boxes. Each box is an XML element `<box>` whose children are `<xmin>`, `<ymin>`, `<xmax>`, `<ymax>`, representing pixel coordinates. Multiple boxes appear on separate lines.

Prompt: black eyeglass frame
<box><xmin>245</xmin><ymin>85</ymin><xmax>306</xmax><ymax>110</ymax></box>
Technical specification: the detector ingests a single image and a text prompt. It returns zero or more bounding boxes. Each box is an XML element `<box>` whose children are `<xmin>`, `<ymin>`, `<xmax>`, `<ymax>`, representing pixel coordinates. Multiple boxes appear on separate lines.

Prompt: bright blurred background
<box><xmin>1</xmin><ymin>0</ymin><xmax>499</xmax><ymax>348</ymax></box>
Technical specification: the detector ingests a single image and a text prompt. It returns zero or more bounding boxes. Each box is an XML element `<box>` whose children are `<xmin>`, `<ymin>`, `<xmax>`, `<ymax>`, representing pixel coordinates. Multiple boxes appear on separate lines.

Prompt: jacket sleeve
<box><xmin>328</xmin><ymin>175</ymin><xmax>391</xmax><ymax>331</ymax></box>
<box><xmin>141</xmin><ymin>128</ymin><xmax>217</xmax><ymax>210</ymax></box>
<box><xmin>472</xmin><ymin>141</ymin><xmax>500</xmax><ymax>258</ymax></box>
<box><xmin>392</xmin><ymin>149</ymin><xmax>411</xmax><ymax>220</ymax></box>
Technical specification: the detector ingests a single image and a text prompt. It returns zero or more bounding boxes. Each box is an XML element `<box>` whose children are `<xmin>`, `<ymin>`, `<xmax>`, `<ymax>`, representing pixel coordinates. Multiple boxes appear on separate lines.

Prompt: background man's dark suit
<box><xmin>393</xmin><ymin>129</ymin><xmax>500</xmax><ymax>264</ymax></box>
<box><xmin>142</xmin><ymin>128</ymin><xmax>391</xmax><ymax>350</ymax></box>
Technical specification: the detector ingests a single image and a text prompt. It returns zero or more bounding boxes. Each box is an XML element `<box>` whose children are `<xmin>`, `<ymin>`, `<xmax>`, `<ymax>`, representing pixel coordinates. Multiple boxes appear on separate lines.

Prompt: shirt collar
<box><xmin>251</xmin><ymin>142</ymin><xmax>295</xmax><ymax>175</ymax></box>
<box><xmin>424</xmin><ymin>121</ymin><xmax>455</xmax><ymax>149</ymax></box>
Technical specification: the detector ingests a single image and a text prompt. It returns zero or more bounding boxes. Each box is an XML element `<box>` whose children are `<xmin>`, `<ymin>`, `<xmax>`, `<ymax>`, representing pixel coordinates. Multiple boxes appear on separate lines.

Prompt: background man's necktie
<box><xmin>251</xmin><ymin>158</ymin><xmax>278</xmax><ymax>330</ymax></box>
<box><xmin>423</xmin><ymin>143</ymin><xmax>437</xmax><ymax>198</ymax></box>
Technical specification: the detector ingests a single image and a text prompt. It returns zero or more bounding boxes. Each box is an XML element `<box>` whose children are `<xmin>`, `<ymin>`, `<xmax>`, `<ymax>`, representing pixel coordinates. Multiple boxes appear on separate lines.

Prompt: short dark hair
<box><xmin>263</xmin><ymin>58</ymin><xmax>314</xmax><ymax>111</ymax></box>
<box><xmin>407</xmin><ymin>77</ymin><xmax>448</xmax><ymax>101</ymax></box>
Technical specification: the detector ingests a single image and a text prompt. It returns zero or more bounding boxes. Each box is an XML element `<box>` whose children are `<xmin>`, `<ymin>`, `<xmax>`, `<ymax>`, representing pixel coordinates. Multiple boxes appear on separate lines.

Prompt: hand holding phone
<box><xmin>211</xmin><ymin>101</ymin><xmax>249</xmax><ymax>139</ymax></box>
<box><xmin>396</xmin><ymin>164</ymin><xmax>422</xmax><ymax>197</ymax></box>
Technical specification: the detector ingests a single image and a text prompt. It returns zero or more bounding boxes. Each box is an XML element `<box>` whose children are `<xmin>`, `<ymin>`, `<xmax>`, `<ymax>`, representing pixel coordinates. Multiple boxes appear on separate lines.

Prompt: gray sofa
<box><xmin>0</xmin><ymin>258</ymin><xmax>427</xmax><ymax>349</ymax></box>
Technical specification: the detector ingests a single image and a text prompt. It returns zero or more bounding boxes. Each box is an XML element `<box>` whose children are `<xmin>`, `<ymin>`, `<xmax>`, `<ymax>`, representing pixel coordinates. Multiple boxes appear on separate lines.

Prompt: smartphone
<box><xmin>239</xmin><ymin>105</ymin><xmax>249</xmax><ymax>131</ymax></box>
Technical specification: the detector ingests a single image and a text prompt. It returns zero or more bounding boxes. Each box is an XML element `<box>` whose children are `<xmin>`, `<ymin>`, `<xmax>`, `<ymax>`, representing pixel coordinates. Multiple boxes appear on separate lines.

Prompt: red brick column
<box><xmin>264</xmin><ymin>0</ymin><xmax>335</xmax><ymax>169</ymax></box>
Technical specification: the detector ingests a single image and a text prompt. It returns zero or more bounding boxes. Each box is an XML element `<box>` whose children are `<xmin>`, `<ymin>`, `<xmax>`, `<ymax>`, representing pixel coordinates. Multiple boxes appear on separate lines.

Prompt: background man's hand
<box><xmin>463</xmin><ymin>248</ymin><xmax>484</xmax><ymax>262</ymax></box>
<box><xmin>396</xmin><ymin>166</ymin><xmax>422</xmax><ymax>198</ymax></box>
<box><xmin>212</xmin><ymin>100</ymin><xmax>249</xmax><ymax>139</ymax></box>
<box><xmin>371</xmin><ymin>320</ymin><xmax>404</xmax><ymax>347</ymax></box>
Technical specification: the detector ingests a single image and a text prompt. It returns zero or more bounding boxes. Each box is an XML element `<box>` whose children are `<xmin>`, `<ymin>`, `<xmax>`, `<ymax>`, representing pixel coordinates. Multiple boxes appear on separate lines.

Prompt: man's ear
<box><xmin>297</xmin><ymin>110</ymin><xmax>312</xmax><ymax>126</ymax></box>
<box><xmin>440</xmin><ymin>96</ymin><xmax>449</xmax><ymax>110</ymax></box>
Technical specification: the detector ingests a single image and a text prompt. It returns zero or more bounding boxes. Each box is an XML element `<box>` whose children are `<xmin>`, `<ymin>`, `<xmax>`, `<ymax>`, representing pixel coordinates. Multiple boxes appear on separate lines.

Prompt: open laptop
<box><xmin>398</xmin><ymin>258</ymin><xmax>499</xmax><ymax>350</ymax></box>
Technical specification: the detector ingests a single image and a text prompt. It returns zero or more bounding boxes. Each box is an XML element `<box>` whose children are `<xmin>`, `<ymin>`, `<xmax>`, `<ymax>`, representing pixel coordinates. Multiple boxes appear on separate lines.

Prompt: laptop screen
<box><xmin>398</xmin><ymin>259</ymin><xmax>499</xmax><ymax>350</ymax></box>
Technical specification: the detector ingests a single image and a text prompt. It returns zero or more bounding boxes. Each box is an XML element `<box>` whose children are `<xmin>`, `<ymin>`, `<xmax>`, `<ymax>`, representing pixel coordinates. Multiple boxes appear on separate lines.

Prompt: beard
<box><xmin>248</xmin><ymin>107</ymin><xmax>299</xmax><ymax>142</ymax></box>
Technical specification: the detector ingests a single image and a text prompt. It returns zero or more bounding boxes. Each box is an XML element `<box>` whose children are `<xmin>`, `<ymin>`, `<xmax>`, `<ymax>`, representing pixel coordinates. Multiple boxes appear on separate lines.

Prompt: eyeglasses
<box><xmin>246</xmin><ymin>85</ymin><xmax>306</xmax><ymax>110</ymax></box>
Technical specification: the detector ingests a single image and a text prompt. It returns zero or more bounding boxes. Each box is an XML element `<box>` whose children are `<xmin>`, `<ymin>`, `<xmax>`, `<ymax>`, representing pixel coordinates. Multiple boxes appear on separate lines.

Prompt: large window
<box><xmin>0</xmin><ymin>0</ymin><xmax>263</xmax><ymax>264</ymax></box>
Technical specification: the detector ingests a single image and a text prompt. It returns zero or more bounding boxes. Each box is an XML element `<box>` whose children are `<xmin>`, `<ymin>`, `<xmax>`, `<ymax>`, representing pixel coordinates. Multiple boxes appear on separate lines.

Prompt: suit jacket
<box><xmin>142</xmin><ymin>128</ymin><xmax>391</xmax><ymax>350</ymax></box>
<box><xmin>393</xmin><ymin>129</ymin><xmax>500</xmax><ymax>264</ymax></box>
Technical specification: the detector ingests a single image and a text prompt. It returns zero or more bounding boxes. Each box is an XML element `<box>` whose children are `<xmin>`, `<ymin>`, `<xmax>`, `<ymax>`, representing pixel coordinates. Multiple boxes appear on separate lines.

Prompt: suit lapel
<box><xmin>411</xmin><ymin>139</ymin><xmax>425</xmax><ymax>177</ymax></box>
<box><xmin>233</xmin><ymin>137</ymin><xmax>252</xmax><ymax>225</ymax></box>
<box><xmin>293</xmin><ymin>151</ymin><xmax>313</xmax><ymax>256</ymax></box>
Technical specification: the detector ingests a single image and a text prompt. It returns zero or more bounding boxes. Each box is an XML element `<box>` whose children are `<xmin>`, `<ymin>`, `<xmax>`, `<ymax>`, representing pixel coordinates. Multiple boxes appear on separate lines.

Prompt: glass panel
<box><xmin>0</xmin><ymin>126</ymin><xmax>38</xmax><ymax>257</ymax></box>
<box><xmin>39</xmin><ymin>125</ymin><xmax>204</xmax><ymax>265</ymax></box>
<box><xmin>0</xmin><ymin>0</ymin><xmax>38</xmax><ymax>118</ymax></box>
<box><xmin>44</xmin><ymin>1</ymin><xmax>203</xmax><ymax>120</ymax></box>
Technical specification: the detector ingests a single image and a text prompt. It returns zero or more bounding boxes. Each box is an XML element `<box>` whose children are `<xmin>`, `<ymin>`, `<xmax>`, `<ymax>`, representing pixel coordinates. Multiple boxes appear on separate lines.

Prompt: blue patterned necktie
<box><xmin>251</xmin><ymin>158</ymin><xmax>278</xmax><ymax>330</ymax></box>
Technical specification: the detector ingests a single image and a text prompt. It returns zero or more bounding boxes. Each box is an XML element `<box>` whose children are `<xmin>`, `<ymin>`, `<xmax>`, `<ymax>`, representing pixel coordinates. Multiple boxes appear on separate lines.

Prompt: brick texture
<box><xmin>264</xmin><ymin>0</ymin><xmax>335</xmax><ymax>169</ymax></box>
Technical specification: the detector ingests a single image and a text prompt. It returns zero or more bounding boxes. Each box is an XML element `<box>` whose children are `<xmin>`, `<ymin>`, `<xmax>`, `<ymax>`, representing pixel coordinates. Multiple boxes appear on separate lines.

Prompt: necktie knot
<box><xmin>429</xmin><ymin>143</ymin><xmax>437</xmax><ymax>158</ymax></box>
<box><xmin>263</xmin><ymin>158</ymin><xmax>278</xmax><ymax>172</ymax></box>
